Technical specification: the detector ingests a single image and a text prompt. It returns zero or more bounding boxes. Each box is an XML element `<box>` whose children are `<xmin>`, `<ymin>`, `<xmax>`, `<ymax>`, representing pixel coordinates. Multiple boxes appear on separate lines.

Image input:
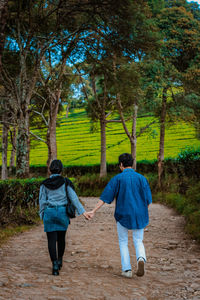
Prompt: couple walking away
<box><xmin>39</xmin><ymin>153</ymin><xmax>152</xmax><ymax>278</ymax></box>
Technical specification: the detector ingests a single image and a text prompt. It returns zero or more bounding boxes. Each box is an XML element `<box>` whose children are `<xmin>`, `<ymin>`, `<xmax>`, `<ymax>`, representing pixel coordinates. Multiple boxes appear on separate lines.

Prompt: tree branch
<box><xmin>136</xmin><ymin>120</ymin><xmax>157</xmax><ymax>138</ymax></box>
<box><xmin>117</xmin><ymin>94</ymin><xmax>133</xmax><ymax>142</ymax></box>
<box><xmin>30</xmin><ymin>131</ymin><xmax>47</xmax><ymax>144</ymax></box>
<box><xmin>32</xmin><ymin>109</ymin><xmax>48</xmax><ymax>126</ymax></box>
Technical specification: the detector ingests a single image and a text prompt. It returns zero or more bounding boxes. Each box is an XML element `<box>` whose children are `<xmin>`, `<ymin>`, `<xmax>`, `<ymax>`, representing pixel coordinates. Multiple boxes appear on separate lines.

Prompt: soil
<box><xmin>0</xmin><ymin>197</ymin><xmax>200</xmax><ymax>300</ymax></box>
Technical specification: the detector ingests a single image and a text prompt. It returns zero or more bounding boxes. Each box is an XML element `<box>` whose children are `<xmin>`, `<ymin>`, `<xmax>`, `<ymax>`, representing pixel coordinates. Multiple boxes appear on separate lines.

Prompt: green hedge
<box><xmin>1</xmin><ymin>161</ymin><xmax>158</xmax><ymax>178</ymax></box>
<box><xmin>4</xmin><ymin>159</ymin><xmax>200</xmax><ymax>180</ymax></box>
<box><xmin>0</xmin><ymin>178</ymin><xmax>43</xmax><ymax>226</ymax></box>
<box><xmin>154</xmin><ymin>181</ymin><xmax>200</xmax><ymax>241</ymax></box>
<box><xmin>0</xmin><ymin>177</ymin><xmax>77</xmax><ymax>226</ymax></box>
<box><xmin>75</xmin><ymin>173</ymin><xmax>115</xmax><ymax>196</ymax></box>
<box><xmin>165</xmin><ymin>148</ymin><xmax>200</xmax><ymax>178</ymax></box>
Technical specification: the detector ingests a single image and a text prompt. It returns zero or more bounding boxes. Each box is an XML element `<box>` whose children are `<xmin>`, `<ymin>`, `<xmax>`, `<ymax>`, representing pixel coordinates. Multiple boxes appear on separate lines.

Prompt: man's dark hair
<box><xmin>118</xmin><ymin>153</ymin><xmax>133</xmax><ymax>168</ymax></box>
<box><xmin>49</xmin><ymin>159</ymin><xmax>63</xmax><ymax>174</ymax></box>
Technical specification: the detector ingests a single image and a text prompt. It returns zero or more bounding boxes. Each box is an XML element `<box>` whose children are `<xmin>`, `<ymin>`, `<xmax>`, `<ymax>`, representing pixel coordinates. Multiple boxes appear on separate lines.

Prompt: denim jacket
<box><xmin>39</xmin><ymin>174</ymin><xmax>85</xmax><ymax>219</ymax></box>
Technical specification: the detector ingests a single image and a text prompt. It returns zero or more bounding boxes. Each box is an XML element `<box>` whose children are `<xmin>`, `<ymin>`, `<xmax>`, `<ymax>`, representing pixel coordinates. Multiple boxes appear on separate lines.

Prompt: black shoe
<box><xmin>52</xmin><ymin>261</ymin><xmax>59</xmax><ymax>276</ymax></box>
<box><xmin>58</xmin><ymin>258</ymin><xmax>63</xmax><ymax>270</ymax></box>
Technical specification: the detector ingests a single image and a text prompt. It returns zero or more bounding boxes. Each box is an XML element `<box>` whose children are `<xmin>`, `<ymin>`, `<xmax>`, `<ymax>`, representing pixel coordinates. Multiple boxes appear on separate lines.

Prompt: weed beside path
<box><xmin>0</xmin><ymin>198</ymin><xmax>200</xmax><ymax>300</ymax></box>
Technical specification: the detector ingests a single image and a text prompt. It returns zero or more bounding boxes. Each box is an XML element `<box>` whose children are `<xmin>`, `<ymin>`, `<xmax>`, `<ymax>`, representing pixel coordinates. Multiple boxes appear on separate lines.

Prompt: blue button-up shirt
<box><xmin>100</xmin><ymin>168</ymin><xmax>152</xmax><ymax>229</ymax></box>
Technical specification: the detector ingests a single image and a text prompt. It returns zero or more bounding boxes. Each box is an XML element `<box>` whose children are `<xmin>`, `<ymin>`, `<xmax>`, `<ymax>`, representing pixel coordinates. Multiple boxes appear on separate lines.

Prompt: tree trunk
<box><xmin>1</xmin><ymin>112</ymin><xmax>8</xmax><ymax>179</ymax></box>
<box><xmin>46</xmin><ymin>93</ymin><xmax>60</xmax><ymax>170</ymax></box>
<box><xmin>100</xmin><ymin>78</ymin><xmax>108</xmax><ymax>178</ymax></box>
<box><xmin>66</xmin><ymin>104</ymin><xmax>70</xmax><ymax>118</ymax></box>
<box><xmin>158</xmin><ymin>87</ymin><xmax>168</xmax><ymax>189</ymax></box>
<box><xmin>131</xmin><ymin>102</ymin><xmax>138</xmax><ymax>170</ymax></box>
<box><xmin>100</xmin><ymin>117</ymin><xmax>107</xmax><ymax>177</ymax></box>
<box><xmin>0</xmin><ymin>0</ymin><xmax>8</xmax><ymax>73</ymax></box>
<box><xmin>117</xmin><ymin>94</ymin><xmax>135</xmax><ymax>167</ymax></box>
<box><xmin>26</xmin><ymin>127</ymin><xmax>30</xmax><ymax>175</ymax></box>
<box><xmin>9</xmin><ymin>127</ymin><xmax>17</xmax><ymax>173</ymax></box>
<box><xmin>16</xmin><ymin>110</ymin><xmax>30</xmax><ymax>178</ymax></box>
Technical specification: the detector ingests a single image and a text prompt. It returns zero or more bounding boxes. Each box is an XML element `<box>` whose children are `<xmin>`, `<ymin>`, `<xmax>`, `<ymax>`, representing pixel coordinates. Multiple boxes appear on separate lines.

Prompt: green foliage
<box><xmin>0</xmin><ymin>178</ymin><xmax>43</xmax><ymax>226</ymax></box>
<box><xmin>148</xmin><ymin>0</ymin><xmax>165</xmax><ymax>15</ymax></box>
<box><xmin>174</xmin><ymin>146</ymin><xmax>200</xmax><ymax>178</ymax></box>
<box><xmin>153</xmin><ymin>176</ymin><xmax>200</xmax><ymax>242</ymax></box>
<box><xmin>176</xmin><ymin>146</ymin><xmax>200</xmax><ymax>162</ymax></box>
<box><xmin>145</xmin><ymin>172</ymin><xmax>158</xmax><ymax>191</ymax></box>
<box><xmin>158</xmin><ymin>5</ymin><xmax>200</xmax><ymax>72</ymax></box>
<box><xmin>10</xmin><ymin>161</ymin><xmax>157</xmax><ymax>178</ymax></box>
<box><xmin>186</xmin><ymin>181</ymin><xmax>200</xmax><ymax>206</ymax></box>
<box><xmin>75</xmin><ymin>173</ymin><xmax>114</xmax><ymax>197</ymax></box>
<box><xmin>74</xmin><ymin>171</ymin><xmax>157</xmax><ymax>197</ymax></box>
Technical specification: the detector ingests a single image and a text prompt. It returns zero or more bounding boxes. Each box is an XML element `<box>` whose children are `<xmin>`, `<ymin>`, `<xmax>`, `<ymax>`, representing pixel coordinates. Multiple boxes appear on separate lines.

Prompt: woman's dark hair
<box><xmin>49</xmin><ymin>159</ymin><xmax>63</xmax><ymax>174</ymax></box>
<box><xmin>118</xmin><ymin>153</ymin><xmax>133</xmax><ymax>168</ymax></box>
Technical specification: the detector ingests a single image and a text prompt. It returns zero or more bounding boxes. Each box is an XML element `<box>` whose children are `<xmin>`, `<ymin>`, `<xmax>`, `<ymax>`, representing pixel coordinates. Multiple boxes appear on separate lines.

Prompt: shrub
<box><xmin>0</xmin><ymin>178</ymin><xmax>44</xmax><ymax>226</ymax></box>
<box><xmin>5</xmin><ymin>160</ymin><xmax>158</xmax><ymax>178</ymax></box>
<box><xmin>75</xmin><ymin>173</ymin><xmax>114</xmax><ymax>196</ymax></box>
<box><xmin>153</xmin><ymin>181</ymin><xmax>200</xmax><ymax>242</ymax></box>
<box><xmin>174</xmin><ymin>146</ymin><xmax>200</xmax><ymax>178</ymax></box>
<box><xmin>176</xmin><ymin>146</ymin><xmax>200</xmax><ymax>162</ymax></box>
<box><xmin>186</xmin><ymin>210</ymin><xmax>200</xmax><ymax>241</ymax></box>
<box><xmin>186</xmin><ymin>181</ymin><xmax>200</xmax><ymax>205</ymax></box>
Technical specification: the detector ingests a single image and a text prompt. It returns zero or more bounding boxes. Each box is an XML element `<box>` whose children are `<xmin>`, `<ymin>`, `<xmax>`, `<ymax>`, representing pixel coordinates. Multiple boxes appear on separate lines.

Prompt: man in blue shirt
<box><xmin>88</xmin><ymin>153</ymin><xmax>152</xmax><ymax>278</ymax></box>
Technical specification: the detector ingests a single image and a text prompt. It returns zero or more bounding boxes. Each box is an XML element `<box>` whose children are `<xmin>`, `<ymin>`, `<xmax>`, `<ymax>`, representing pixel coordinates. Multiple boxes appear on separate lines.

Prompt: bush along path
<box><xmin>0</xmin><ymin>198</ymin><xmax>200</xmax><ymax>300</ymax></box>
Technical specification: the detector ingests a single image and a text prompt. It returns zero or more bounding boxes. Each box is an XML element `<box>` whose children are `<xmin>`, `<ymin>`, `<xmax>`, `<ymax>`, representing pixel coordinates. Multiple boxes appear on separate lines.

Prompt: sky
<box><xmin>187</xmin><ymin>0</ymin><xmax>200</xmax><ymax>4</ymax></box>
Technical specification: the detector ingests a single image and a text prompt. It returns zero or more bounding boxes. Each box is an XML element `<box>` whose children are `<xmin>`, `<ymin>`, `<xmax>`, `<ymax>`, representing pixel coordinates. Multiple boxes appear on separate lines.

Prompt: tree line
<box><xmin>0</xmin><ymin>0</ymin><xmax>200</xmax><ymax>187</ymax></box>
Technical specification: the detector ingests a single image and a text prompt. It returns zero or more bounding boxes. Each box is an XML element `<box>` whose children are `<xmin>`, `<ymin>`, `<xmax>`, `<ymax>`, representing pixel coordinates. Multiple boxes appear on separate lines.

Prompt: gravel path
<box><xmin>0</xmin><ymin>198</ymin><xmax>200</xmax><ymax>300</ymax></box>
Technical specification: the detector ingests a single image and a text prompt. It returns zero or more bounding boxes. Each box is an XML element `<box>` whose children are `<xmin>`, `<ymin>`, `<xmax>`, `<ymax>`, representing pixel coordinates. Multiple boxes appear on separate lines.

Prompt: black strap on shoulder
<box><xmin>64</xmin><ymin>177</ymin><xmax>75</xmax><ymax>191</ymax></box>
<box><xmin>64</xmin><ymin>177</ymin><xmax>76</xmax><ymax>203</ymax></box>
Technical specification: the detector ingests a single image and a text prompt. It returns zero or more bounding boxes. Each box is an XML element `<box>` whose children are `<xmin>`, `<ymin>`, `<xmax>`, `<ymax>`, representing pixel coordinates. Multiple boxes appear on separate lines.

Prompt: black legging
<box><xmin>46</xmin><ymin>231</ymin><xmax>66</xmax><ymax>262</ymax></box>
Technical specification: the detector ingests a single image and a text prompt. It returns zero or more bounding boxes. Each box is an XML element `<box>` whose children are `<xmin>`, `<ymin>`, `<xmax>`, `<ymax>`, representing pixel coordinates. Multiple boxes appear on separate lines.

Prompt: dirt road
<box><xmin>0</xmin><ymin>198</ymin><xmax>200</xmax><ymax>300</ymax></box>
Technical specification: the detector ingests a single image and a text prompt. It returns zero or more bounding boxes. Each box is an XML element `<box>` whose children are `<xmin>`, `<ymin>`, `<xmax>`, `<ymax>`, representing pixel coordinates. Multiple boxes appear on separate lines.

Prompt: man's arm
<box><xmin>87</xmin><ymin>199</ymin><xmax>105</xmax><ymax>218</ymax></box>
<box><xmin>88</xmin><ymin>177</ymin><xmax>117</xmax><ymax>218</ymax></box>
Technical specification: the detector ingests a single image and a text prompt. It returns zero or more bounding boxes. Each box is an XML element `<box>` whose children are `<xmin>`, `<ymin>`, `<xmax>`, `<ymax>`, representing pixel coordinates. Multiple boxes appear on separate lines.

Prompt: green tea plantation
<box><xmin>1</xmin><ymin>108</ymin><xmax>199</xmax><ymax>166</ymax></box>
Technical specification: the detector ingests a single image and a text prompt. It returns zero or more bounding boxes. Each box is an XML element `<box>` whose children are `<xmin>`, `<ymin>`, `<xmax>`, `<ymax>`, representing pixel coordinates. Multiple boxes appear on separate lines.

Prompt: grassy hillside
<box><xmin>1</xmin><ymin>108</ymin><xmax>199</xmax><ymax>166</ymax></box>
<box><xmin>29</xmin><ymin>108</ymin><xmax>199</xmax><ymax>166</ymax></box>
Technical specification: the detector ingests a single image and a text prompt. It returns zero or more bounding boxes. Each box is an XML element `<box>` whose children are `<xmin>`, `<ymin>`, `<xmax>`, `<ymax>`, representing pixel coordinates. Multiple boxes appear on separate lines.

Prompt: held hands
<box><xmin>82</xmin><ymin>200</ymin><xmax>104</xmax><ymax>220</ymax></box>
<box><xmin>83</xmin><ymin>210</ymin><xmax>95</xmax><ymax>220</ymax></box>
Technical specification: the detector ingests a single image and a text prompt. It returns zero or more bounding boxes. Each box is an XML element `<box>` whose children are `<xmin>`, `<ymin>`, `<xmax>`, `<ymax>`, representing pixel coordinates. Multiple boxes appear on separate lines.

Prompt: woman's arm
<box><xmin>67</xmin><ymin>186</ymin><xmax>90</xmax><ymax>219</ymax></box>
<box><xmin>39</xmin><ymin>185</ymin><xmax>47</xmax><ymax>220</ymax></box>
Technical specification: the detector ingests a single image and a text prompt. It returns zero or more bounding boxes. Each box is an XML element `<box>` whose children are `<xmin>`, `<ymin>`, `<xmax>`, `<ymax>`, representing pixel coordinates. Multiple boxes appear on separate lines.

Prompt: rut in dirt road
<box><xmin>0</xmin><ymin>198</ymin><xmax>200</xmax><ymax>300</ymax></box>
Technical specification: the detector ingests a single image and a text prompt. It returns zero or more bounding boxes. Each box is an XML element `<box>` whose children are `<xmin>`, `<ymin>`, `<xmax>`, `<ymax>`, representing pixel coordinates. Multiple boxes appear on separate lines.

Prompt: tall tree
<box><xmin>32</xmin><ymin>56</ymin><xmax>75</xmax><ymax>170</ymax></box>
<box><xmin>1</xmin><ymin>0</ymin><xmax>64</xmax><ymax>177</ymax></box>
<box><xmin>0</xmin><ymin>99</ymin><xmax>9</xmax><ymax>179</ymax></box>
<box><xmin>147</xmin><ymin>0</ymin><xmax>200</xmax><ymax>187</ymax></box>
<box><xmin>0</xmin><ymin>79</ymin><xmax>18</xmax><ymax>179</ymax></box>
<box><xmin>0</xmin><ymin>0</ymin><xmax>8</xmax><ymax>72</ymax></box>
<box><xmin>112</xmin><ymin>58</ymin><xmax>158</xmax><ymax>170</ymax></box>
<box><xmin>2</xmin><ymin>0</ymin><xmax>155</xmax><ymax>177</ymax></box>
<box><xmin>84</xmin><ymin>64</ymin><xmax>114</xmax><ymax>177</ymax></box>
<box><xmin>80</xmin><ymin>0</ymin><xmax>159</xmax><ymax>173</ymax></box>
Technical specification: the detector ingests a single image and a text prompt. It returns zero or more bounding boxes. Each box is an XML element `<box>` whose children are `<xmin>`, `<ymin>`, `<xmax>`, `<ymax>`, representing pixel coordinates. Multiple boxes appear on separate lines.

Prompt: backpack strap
<box><xmin>64</xmin><ymin>177</ymin><xmax>75</xmax><ymax>191</ymax></box>
<box><xmin>64</xmin><ymin>177</ymin><xmax>75</xmax><ymax>203</ymax></box>
<box><xmin>64</xmin><ymin>177</ymin><xmax>76</xmax><ymax>219</ymax></box>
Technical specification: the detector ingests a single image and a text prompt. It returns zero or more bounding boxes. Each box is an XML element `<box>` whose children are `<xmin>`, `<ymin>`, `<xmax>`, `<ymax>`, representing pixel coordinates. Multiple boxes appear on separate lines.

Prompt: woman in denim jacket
<box><xmin>39</xmin><ymin>159</ymin><xmax>89</xmax><ymax>275</ymax></box>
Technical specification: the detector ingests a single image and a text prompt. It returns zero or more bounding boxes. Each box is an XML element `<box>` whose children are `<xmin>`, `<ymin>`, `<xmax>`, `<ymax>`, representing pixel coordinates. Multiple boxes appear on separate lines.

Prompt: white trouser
<box><xmin>117</xmin><ymin>222</ymin><xmax>146</xmax><ymax>272</ymax></box>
